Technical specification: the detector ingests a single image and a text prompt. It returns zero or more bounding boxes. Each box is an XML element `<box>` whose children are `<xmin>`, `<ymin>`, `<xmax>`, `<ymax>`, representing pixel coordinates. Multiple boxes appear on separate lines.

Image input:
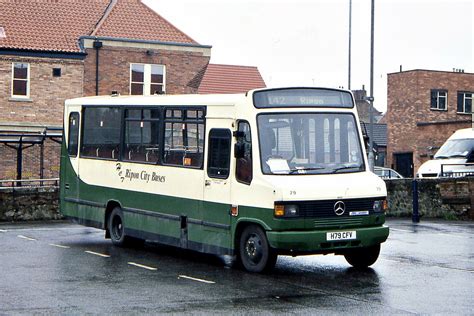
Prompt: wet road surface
<box><xmin>0</xmin><ymin>218</ymin><xmax>472</xmax><ymax>314</ymax></box>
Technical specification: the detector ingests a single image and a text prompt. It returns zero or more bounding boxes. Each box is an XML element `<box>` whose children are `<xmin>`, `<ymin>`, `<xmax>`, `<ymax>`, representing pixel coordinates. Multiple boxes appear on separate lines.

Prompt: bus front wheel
<box><xmin>344</xmin><ymin>244</ymin><xmax>380</xmax><ymax>269</ymax></box>
<box><xmin>238</xmin><ymin>225</ymin><xmax>277</xmax><ymax>273</ymax></box>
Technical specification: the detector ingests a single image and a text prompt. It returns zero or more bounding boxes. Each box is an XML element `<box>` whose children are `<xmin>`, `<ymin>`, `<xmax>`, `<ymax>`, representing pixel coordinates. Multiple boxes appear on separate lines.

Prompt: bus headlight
<box><xmin>274</xmin><ymin>204</ymin><xmax>299</xmax><ymax>217</ymax></box>
<box><xmin>373</xmin><ymin>200</ymin><xmax>388</xmax><ymax>213</ymax></box>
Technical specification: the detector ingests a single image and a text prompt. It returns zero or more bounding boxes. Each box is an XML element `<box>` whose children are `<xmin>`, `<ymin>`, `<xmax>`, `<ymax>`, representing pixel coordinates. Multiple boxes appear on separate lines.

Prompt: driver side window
<box><xmin>235</xmin><ymin>121</ymin><xmax>252</xmax><ymax>184</ymax></box>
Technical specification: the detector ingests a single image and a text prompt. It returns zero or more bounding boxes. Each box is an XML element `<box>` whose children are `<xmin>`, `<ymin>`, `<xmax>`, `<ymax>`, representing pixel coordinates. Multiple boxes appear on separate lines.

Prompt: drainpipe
<box><xmin>93</xmin><ymin>40</ymin><xmax>103</xmax><ymax>96</ymax></box>
<box><xmin>17</xmin><ymin>136</ymin><xmax>23</xmax><ymax>187</ymax></box>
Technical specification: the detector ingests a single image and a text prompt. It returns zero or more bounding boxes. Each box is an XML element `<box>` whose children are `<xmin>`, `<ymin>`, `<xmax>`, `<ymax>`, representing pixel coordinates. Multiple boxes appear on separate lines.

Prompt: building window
<box><xmin>52</xmin><ymin>68</ymin><xmax>62</xmax><ymax>77</ymax></box>
<box><xmin>457</xmin><ymin>92</ymin><xmax>472</xmax><ymax>114</ymax></box>
<box><xmin>130</xmin><ymin>63</ymin><xmax>165</xmax><ymax>96</ymax></box>
<box><xmin>12</xmin><ymin>62</ymin><xmax>30</xmax><ymax>98</ymax></box>
<box><xmin>430</xmin><ymin>90</ymin><xmax>447</xmax><ymax>111</ymax></box>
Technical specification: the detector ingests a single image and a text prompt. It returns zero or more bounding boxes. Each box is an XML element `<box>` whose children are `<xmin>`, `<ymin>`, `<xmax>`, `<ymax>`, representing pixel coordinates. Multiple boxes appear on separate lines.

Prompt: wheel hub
<box><xmin>112</xmin><ymin>216</ymin><xmax>123</xmax><ymax>240</ymax></box>
<box><xmin>245</xmin><ymin>235</ymin><xmax>262</xmax><ymax>263</ymax></box>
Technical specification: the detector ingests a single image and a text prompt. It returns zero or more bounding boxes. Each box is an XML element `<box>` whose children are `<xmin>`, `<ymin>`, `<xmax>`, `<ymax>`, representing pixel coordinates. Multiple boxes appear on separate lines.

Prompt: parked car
<box><xmin>374</xmin><ymin>166</ymin><xmax>404</xmax><ymax>179</ymax></box>
<box><xmin>417</xmin><ymin>128</ymin><xmax>474</xmax><ymax>178</ymax></box>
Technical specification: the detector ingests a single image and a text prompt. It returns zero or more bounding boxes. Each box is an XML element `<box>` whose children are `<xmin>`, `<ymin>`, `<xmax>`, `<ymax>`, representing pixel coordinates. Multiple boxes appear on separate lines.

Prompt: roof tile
<box><xmin>0</xmin><ymin>0</ymin><xmax>198</xmax><ymax>53</ymax></box>
<box><xmin>0</xmin><ymin>0</ymin><xmax>110</xmax><ymax>52</ymax></box>
<box><xmin>198</xmin><ymin>64</ymin><xmax>266</xmax><ymax>94</ymax></box>
<box><xmin>95</xmin><ymin>0</ymin><xmax>197</xmax><ymax>44</ymax></box>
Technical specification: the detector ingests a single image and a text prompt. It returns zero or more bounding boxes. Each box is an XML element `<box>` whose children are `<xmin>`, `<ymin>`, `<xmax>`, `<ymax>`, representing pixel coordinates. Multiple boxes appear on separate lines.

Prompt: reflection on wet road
<box><xmin>0</xmin><ymin>219</ymin><xmax>472</xmax><ymax>314</ymax></box>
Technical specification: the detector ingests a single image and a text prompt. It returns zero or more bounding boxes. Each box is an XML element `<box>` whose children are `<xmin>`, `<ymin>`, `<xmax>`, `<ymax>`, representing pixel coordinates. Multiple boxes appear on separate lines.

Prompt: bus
<box><xmin>60</xmin><ymin>87</ymin><xmax>389</xmax><ymax>273</ymax></box>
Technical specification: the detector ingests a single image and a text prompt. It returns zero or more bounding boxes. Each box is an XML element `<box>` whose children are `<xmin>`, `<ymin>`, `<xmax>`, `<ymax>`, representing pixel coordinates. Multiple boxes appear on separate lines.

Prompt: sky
<box><xmin>144</xmin><ymin>0</ymin><xmax>473</xmax><ymax>113</ymax></box>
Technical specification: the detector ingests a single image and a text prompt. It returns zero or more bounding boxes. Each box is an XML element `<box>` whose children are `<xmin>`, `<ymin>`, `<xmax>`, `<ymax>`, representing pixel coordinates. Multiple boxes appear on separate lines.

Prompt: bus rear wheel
<box><xmin>344</xmin><ymin>244</ymin><xmax>380</xmax><ymax>269</ymax></box>
<box><xmin>108</xmin><ymin>207</ymin><xmax>143</xmax><ymax>247</ymax></box>
<box><xmin>109</xmin><ymin>207</ymin><xmax>127</xmax><ymax>246</ymax></box>
<box><xmin>238</xmin><ymin>225</ymin><xmax>277</xmax><ymax>273</ymax></box>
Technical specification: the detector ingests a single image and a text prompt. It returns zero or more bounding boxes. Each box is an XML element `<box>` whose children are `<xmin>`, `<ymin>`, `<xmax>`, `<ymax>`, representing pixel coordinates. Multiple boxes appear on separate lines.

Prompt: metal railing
<box><xmin>0</xmin><ymin>178</ymin><xmax>59</xmax><ymax>188</ymax></box>
<box><xmin>440</xmin><ymin>163</ymin><xmax>474</xmax><ymax>178</ymax></box>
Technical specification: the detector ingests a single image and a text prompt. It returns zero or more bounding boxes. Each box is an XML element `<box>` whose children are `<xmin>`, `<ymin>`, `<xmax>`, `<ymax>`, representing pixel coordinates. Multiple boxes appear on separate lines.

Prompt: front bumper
<box><xmin>266</xmin><ymin>225</ymin><xmax>389</xmax><ymax>255</ymax></box>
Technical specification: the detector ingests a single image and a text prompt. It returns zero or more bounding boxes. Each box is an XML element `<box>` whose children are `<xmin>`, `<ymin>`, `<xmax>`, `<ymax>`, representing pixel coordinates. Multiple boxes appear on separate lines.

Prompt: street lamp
<box><xmin>348</xmin><ymin>0</ymin><xmax>352</xmax><ymax>90</ymax></box>
<box><xmin>368</xmin><ymin>0</ymin><xmax>375</xmax><ymax>171</ymax></box>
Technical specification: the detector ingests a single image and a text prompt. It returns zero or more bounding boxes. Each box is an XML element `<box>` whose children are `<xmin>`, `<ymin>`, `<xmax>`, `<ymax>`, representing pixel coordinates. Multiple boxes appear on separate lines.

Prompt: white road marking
<box><xmin>17</xmin><ymin>235</ymin><xmax>36</xmax><ymax>241</ymax></box>
<box><xmin>390</xmin><ymin>228</ymin><xmax>413</xmax><ymax>233</ymax></box>
<box><xmin>12</xmin><ymin>227</ymin><xmax>98</xmax><ymax>232</ymax></box>
<box><xmin>85</xmin><ymin>250</ymin><xmax>110</xmax><ymax>258</ymax></box>
<box><xmin>128</xmin><ymin>262</ymin><xmax>157</xmax><ymax>271</ymax></box>
<box><xmin>436</xmin><ymin>232</ymin><xmax>466</xmax><ymax>239</ymax></box>
<box><xmin>49</xmin><ymin>243</ymin><xmax>71</xmax><ymax>249</ymax></box>
<box><xmin>0</xmin><ymin>229</ymin><xmax>8</xmax><ymax>233</ymax></box>
<box><xmin>178</xmin><ymin>275</ymin><xmax>215</xmax><ymax>284</ymax></box>
<box><xmin>391</xmin><ymin>228</ymin><xmax>467</xmax><ymax>238</ymax></box>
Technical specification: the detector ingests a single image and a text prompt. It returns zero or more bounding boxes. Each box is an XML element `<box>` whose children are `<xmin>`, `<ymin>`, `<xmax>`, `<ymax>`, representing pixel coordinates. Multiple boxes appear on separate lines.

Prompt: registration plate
<box><xmin>326</xmin><ymin>231</ymin><xmax>357</xmax><ymax>241</ymax></box>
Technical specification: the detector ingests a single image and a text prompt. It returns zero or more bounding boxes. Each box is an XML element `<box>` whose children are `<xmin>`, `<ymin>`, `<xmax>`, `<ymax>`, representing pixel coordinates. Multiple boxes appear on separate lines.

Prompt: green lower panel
<box><xmin>266</xmin><ymin>225</ymin><xmax>389</xmax><ymax>254</ymax></box>
<box><xmin>124</xmin><ymin>211</ymin><xmax>180</xmax><ymax>240</ymax></box>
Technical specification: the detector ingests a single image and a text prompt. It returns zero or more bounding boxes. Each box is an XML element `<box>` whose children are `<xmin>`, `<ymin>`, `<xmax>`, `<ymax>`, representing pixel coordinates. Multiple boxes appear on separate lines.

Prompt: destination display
<box><xmin>253</xmin><ymin>88</ymin><xmax>353</xmax><ymax>108</ymax></box>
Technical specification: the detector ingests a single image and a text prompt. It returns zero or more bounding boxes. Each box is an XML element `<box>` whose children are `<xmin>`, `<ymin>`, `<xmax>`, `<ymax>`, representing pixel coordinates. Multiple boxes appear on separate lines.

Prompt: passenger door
<box><xmin>202</xmin><ymin>120</ymin><xmax>233</xmax><ymax>252</ymax></box>
<box><xmin>61</xmin><ymin>111</ymin><xmax>81</xmax><ymax>217</ymax></box>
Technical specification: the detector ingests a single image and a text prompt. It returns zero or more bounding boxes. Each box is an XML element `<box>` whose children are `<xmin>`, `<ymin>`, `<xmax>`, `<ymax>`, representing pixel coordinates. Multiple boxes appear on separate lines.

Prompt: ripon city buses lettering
<box><xmin>123</xmin><ymin>169</ymin><xmax>165</xmax><ymax>183</ymax></box>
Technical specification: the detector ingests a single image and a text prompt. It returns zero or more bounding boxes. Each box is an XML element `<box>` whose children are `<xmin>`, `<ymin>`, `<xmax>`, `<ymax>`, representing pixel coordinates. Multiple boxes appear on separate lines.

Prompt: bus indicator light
<box><xmin>274</xmin><ymin>205</ymin><xmax>285</xmax><ymax>217</ymax></box>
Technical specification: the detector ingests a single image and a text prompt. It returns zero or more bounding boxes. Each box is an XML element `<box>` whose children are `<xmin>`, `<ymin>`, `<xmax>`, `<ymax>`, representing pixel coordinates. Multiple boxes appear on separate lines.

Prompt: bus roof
<box><xmin>64</xmin><ymin>87</ymin><xmax>356</xmax><ymax>113</ymax></box>
<box><xmin>65</xmin><ymin>93</ymin><xmax>245</xmax><ymax>107</ymax></box>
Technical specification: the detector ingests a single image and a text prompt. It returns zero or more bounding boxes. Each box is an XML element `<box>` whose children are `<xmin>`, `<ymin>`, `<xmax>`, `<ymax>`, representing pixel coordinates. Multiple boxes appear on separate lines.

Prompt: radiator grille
<box><xmin>313</xmin><ymin>217</ymin><xmax>364</xmax><ymax>228</ymax></box>
<box><xmin>292</xmin><ymin>198</ymin><xmax>376</xmax><ymax>218</ymax></box>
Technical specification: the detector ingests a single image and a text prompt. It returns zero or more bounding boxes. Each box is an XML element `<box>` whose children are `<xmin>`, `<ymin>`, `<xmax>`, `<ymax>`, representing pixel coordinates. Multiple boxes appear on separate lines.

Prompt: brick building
<box><xmin>0</xmin><ymin>0</ymin><xmax>211</xmax><ymax>181</ymax></box>
<box><xmin>386</xmin><ymin>69</ymin><xmax>473</xmax><ymax>177</ymax></box>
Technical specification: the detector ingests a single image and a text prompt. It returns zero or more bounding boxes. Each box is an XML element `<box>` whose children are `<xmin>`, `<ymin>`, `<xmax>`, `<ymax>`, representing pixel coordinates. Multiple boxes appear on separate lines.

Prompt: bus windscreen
<box><xmin>253</xmin><ymin>88</ymin><xmax>353</xmax><ymax>108</ymax></box>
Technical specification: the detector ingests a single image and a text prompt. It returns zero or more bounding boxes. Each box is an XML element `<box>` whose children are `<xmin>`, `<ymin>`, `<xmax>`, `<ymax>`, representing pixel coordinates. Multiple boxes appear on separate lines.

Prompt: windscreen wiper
<box><xmin>289</xmin><ymin>167</ymin><xmax>325</xmax><ymax>174</ymax></box>
<box><xmin>330</xmin><ymin>165</ymin><xmax>363</xmax><ymax>173</ymax></box>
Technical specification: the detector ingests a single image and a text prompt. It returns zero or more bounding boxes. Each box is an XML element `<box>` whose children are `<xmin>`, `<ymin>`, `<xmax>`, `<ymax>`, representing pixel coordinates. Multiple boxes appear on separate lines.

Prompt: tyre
<box><xmin>344</xmin><ymin>244</ymin><xmax>381</xmax><ymax>269</ymax></box>
<box><xmin>238</xmin><ymin>225</ymin><xmax>277</xmax><ymax>273</ymax></box>
<box><xmin>108</xmin><ymin>207</ymin><xmax>131</xmax><ymax>247</ymax></box>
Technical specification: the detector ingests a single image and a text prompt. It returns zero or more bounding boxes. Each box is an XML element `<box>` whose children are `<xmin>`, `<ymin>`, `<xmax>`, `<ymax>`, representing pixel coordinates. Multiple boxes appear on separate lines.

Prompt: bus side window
<box><xmin>235</xmin><ymin>121</ymin><xmax>252</xmax><ymax>185</ymax></box>
<box><xmin>68</xmin><ymin>112</ymin><xmax>80</xmax><ymax>157</ymax></box>
<box><xmin>124</xmin><ymin>108</ymin><xmax>160</xmax><ymax>163</ymax></box>
<box><xmin>207</xmin><ymin>129</ymin><xmax>231</xmax><ymax>179</ymax></box>
<box><xmin>81</xmin><ymin>107</ymin><xmax>121</xmax><ymax>160</ymax></box>
<box><xmin>162</xmin><ymin>108</ymin><xmax>205</xmax><ymax>168</ymax></box>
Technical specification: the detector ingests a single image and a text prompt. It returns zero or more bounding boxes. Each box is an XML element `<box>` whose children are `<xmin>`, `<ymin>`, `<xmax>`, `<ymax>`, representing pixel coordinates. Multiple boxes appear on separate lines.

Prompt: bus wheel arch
<box><xmin>234</xmin><ymin>221</ymin><xmax>277</xmax><ymax>273</ymax></box>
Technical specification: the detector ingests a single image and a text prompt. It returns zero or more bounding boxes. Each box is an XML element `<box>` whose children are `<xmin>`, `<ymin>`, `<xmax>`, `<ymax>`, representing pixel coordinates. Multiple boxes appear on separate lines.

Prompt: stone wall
<box><xmin>0</xmin><ymin>187</ymin><xmax>61</xmax><ymax>221</ymax></box>
<box><xmin>385</xmin><ymin>177</ymin><xmax>473</xmax><ymax>220</ymax></box>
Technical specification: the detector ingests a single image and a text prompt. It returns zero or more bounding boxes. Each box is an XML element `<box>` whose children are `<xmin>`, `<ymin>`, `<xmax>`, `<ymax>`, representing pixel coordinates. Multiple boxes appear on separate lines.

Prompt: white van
<box><xmin>417</xmin><ymin>128</ymin><xmax>474</xmax><ymax>178</ymax></box>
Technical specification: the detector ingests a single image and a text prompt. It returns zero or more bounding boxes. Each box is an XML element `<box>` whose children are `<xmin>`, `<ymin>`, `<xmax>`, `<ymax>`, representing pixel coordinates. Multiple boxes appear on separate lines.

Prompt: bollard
<box><xmin>412</xmin><ymin>179</ymin><xmax>420</xmax><ymax>223</ymax></box>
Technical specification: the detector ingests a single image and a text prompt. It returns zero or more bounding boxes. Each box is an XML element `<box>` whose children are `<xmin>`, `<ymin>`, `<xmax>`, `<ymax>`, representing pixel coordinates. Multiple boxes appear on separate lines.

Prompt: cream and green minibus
<box><xmin>60</xmin><ymin>87</ymin><xmax>389</xmax><ymax>273</ymax></box>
